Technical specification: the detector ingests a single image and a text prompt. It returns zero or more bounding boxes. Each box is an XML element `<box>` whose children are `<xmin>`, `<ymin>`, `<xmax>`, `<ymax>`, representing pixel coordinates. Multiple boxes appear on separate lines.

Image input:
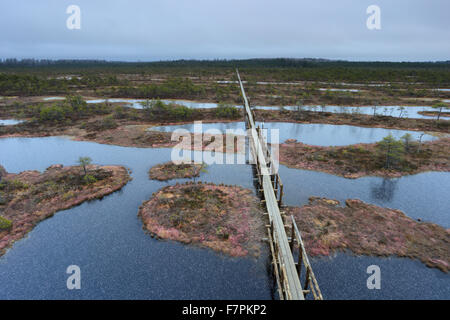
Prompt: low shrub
<box><xmin>100</xmin><ymin>115</ymin><xmax>118</xmax><ymax>129</ymax></box>
<box><xmin>214</xmin><ymin>103</ymin><xmax>240</xmax><ymax>119</ymax></box>
<box><xmin>0</xmin><ymin>216</ymin><xmax>12</xmax><ymax>231</ymax></box>
<box><xmin>83</xmin><ymin>174</ymin><xmax>98</xmax><ymax>185</ymax></box>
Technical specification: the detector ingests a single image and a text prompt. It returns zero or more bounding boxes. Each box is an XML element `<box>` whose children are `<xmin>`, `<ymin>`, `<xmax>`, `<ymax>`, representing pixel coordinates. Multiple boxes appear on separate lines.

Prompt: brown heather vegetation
<box><xmin>279</xmin><ymin>137</ymin><xmax>450</xmax><ymax>178</ymax></box>
<box><xmin>287</xmin><ymin>197</ymin><xmax>450</xmax><ymax>273</ymax></box>
<box><xmin>149</xmin><ymin>162</ymin><xmax>207</xmax><ymax>181</ymax></box>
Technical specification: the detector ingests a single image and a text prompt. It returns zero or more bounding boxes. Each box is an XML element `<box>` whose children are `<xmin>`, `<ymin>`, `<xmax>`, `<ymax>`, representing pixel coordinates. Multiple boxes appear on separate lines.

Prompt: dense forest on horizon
<box><xmin>1</xmin><ymin>57</ymin><xmax>449</xmax><ymax>68</ymax></box>
<box><xmin>1</xmin><ymin>58</ymin><xmax>449</xmax><ymax>97</ymax></box>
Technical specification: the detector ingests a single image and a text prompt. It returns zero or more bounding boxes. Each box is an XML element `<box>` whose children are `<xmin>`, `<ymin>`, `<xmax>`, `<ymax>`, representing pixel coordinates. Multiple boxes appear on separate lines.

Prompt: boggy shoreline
<box><xmin>0</xmin><ymin>164</ymin><xmax>131</xmax><ymax>256</ymax></box>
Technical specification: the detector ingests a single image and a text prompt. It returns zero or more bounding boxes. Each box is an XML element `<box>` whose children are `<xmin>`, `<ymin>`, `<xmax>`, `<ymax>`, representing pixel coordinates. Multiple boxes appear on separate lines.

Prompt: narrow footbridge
<box><xmin>236</xmin><ymin>70</ymin><xmax>323</xmax><ymax>300</ymax></box>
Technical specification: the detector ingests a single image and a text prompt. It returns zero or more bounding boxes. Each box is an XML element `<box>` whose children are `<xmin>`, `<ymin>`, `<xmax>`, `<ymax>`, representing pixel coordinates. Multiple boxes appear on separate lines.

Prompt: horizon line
<box><xmin>1</xmin><ymin>57</ymin><xmax>450</xmax><ymax>64</ymax></box>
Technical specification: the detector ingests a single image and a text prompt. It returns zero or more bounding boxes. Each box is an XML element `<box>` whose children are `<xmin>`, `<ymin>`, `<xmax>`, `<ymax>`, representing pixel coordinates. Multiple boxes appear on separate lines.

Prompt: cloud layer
<box><xmin>1</xmin><ymin>0</ymin><xmax>449</xmax><ymax>61</ymax></box>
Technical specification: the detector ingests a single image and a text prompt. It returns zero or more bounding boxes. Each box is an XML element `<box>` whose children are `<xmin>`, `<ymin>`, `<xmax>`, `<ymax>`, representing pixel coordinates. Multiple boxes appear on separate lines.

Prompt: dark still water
<box><xmin>0</xmin><ymin>137</ymin><xmax>271</xmax><ymax>299</ymax></box>
<box><xmin>310</xmin><ymin>253</ymin><xmax>449</xmax><ymax>300</ymax></box>
<box><xmin>279</xmin><ymin>166</ymin><xmax>450</xmax><ymax>228</ymax></box>
<box><xmin>149</xmin><ymin>122</ymin><xmax>436</xmax><ymax>146</ymax></box>
<box><xmin>278</xmin><ymin>166</ymin><xmax>450</xmax><ymax>300</ymax></box>
<box><xmin>0</xmin><ymin>136</ymin><xmax>448</xmax><ymax>299</ymax></box>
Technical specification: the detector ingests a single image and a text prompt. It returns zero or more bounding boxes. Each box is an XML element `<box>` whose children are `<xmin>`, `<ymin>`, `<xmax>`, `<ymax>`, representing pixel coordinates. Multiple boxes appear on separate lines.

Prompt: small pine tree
<box><xmin>401</xmin><ymin>133</ymin><xmax>413</xmax><ymax>153</ymax></box>
<box><xmin>377</xmin><ymin>134</ymin><xmax>405</xmax><ymax>169</ymax></box>
<box><xmin>432</xmin><ymin>102</ymin><xmax>448</xmax><ymax>123</ymax></box>
<box><xmin>77</xmin><ymin>156</ymin><xmax>92</xmax><ymax>176</ymax></box>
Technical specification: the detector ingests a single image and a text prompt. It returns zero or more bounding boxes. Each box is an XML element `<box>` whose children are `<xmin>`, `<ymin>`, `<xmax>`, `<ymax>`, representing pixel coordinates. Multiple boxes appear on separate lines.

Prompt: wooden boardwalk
<box><xmin>237</xmin><ymin>70</ymin><xmax>322</xmax><ymax>300</ymax></box>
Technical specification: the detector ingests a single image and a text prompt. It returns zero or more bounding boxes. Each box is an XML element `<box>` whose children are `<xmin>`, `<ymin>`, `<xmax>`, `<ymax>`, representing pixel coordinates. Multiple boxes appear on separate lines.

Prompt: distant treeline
<box><xmin>1</xmin><ymin>58</ymin><xmax>449</xmax><ymax>85</ymax></box>
<box><xmin>1</xmin><ymin>58</ymin><xmax>449</xmax><ymax>69</ymax></box>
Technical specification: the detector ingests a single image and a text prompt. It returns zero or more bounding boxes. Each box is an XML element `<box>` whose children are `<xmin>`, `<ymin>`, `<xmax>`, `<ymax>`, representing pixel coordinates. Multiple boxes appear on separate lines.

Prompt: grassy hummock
<box><xmin>149</xmin><ymin>161</ymin><xmax>206</xmax><ymax>181</ymax></box>
<box><xmin>138</xmin><ymin>182</ymin><xmax>265</xmax><ymax>257</ymax></box>
<box><xmin>287</xmin><ymin>197</ymin><xmax>450</xmax><ymax>272</ymax></box>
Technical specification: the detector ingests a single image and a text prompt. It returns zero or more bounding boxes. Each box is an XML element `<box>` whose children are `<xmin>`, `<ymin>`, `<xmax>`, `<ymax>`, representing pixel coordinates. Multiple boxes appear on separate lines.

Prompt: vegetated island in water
<box><xmin>0</xmin><ymin>164</ymin><xmax>130</xmax><ymax>256</ymax></box>
<box><xmin>149</xmin><ymin>161</ymin><xmax>206</xmax><ymax>181</ymax></box>
<box><xmin>287</xmin><ymin>197</ymin><xmax>449</xmax><ymax>273</ymax></box>
<box><xmin>279</xmin><ymin>137</ymin><xmax>450</xmax><ymax>178</ymax></box>
<box><xmin>138</xmin><ymin>182</ymin><xmax>265</xmax><ymax>257</ymax></box>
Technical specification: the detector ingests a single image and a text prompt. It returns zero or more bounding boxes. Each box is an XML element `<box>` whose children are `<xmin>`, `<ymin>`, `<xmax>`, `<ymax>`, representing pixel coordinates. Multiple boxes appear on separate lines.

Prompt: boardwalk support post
<box><xmin>237</xmin><ymin>69</ymin><xmax>322</xmax><ymax>300</ymax></box>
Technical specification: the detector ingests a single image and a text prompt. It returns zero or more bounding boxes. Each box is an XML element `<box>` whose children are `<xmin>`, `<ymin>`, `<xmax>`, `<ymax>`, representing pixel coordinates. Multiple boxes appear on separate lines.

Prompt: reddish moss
<box><xmin>138</xmin><ymin>182</ymin><xmax>265</xmax><ymax>257</ymax></box>
<box><xmin>149</xmin><ymin>162</ymin><xmax>206</xmax><ymax>181</ymax></box>
<box><xmin>287</xmin><ymin>197</ymin><xmax>450</xmax><ymax>272</ymax></box>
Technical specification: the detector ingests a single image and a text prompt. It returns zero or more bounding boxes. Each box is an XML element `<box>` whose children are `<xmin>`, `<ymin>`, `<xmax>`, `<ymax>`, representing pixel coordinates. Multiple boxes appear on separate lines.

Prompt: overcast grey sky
<box><xmin>0</xmin><ymin>0</ymin><xmax>449</xmax><ymax>61</ymax></box>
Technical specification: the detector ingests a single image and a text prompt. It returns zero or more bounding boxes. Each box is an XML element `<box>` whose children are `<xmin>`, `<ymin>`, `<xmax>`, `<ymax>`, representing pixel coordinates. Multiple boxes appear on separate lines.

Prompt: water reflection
<box><xmin>370</xmin><ymin>178</ymin><xmax>398</xmax><ymax>202</ymax></box>
<box><xmin>149</xmin><ymin>122</ymin><xmax>436</xmax><ymax>146</ymax></box>
<box><xmin>279</xmin><ymin>166</ymin><xmax>450</xmax><ymax>227</ymax></box>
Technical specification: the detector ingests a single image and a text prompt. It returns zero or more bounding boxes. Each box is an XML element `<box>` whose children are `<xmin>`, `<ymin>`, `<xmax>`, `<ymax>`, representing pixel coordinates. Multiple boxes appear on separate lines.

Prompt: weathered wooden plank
<box><xmin>237</xmin><ymin>70</ymin><xmax>305</xmax><ymax>300</ymax></box>
<box><xmin>291</xmin><ymin>215</ymin><xmax>323</xmax><ymax>300</ymax></box>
